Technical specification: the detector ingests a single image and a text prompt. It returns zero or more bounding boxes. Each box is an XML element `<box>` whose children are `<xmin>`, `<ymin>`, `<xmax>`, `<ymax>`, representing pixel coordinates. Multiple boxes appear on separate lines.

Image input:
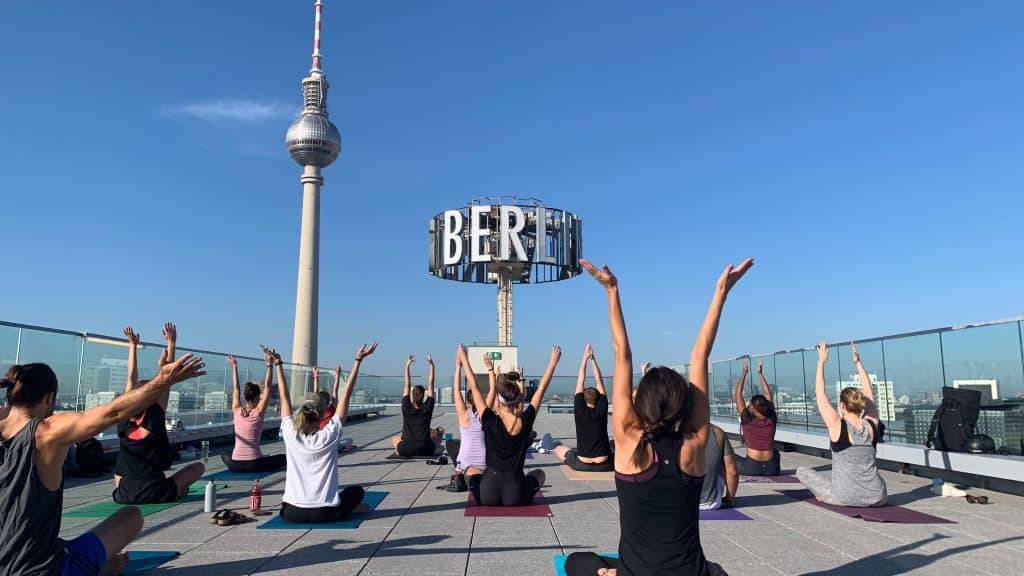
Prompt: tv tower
<box><xmin>285</xmin><ymin>0</ymin><xmax>340</xmax><ymax>392</ymax></box>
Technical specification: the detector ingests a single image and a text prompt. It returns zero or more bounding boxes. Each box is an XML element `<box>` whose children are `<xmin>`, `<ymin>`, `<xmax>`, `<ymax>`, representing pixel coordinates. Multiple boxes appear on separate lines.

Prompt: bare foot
<box><xmin>530</xmin><ymin>469</ymin><xmax>546</xmax><ymax>488</ymax></box>
<box><xmin>100</xmin><ymin>551</ymin><xmax>129</xmax><ymax>576</ymax></box>
<box><xmin>597</xmin><ymin>569</ymin><xmax>617</xmax><ymax>576</ymax></box>
<box><xmin>353</xmin><ymin>503</ymin><xmax>370</xmax><ymax>514</ymax></box>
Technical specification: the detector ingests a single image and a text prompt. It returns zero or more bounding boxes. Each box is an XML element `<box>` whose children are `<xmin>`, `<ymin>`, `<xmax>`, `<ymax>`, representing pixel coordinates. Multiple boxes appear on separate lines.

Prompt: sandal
<box><xmin>965</xmin><ymin>494</ymin><xmax>990</xmax><ymax>504</ymax></box>
<box><xmin>217</xmin><ymin>510</ymin><xmax>252</xmax><ymax>526</ymax></box>
<box><xmin>209</xmin><ymin>509</ymin><xmax>230</xmax><ymax>524</ymax></box>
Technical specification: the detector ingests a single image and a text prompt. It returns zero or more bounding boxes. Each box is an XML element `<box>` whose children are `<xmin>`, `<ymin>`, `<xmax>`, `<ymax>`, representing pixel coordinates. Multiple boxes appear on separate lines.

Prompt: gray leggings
<box><xmin>796</xmin><ymin>466</ymin><xmax>836</xmax><ymax>504</ymax></box>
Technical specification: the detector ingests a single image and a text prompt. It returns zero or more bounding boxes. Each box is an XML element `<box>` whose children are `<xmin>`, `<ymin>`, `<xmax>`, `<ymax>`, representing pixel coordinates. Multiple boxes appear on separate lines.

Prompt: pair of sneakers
<box><xmin>530</xmin><ymin>432</ymin><xmax>558</xmax><ymax>453</ymax></box>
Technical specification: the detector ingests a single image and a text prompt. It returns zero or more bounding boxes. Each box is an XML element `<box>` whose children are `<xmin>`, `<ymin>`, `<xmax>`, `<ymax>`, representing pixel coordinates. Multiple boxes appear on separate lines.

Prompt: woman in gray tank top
<box><xmin>0</xmin><ymin>334</ymin><xmax>205</xmax><ymax>576</ymax></box>
<box><xmin>797</xmin><ymin>342</ymin><xmax>888</xmax><ymax>507</ymax></box>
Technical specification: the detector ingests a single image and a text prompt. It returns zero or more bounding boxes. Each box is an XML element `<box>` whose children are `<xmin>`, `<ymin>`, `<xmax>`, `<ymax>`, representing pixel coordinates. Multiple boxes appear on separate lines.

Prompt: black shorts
<box><xmin>564</xmin><ymin>450</ymin><xmax>614</xmax><ymax>472</ymax></box>
<box><xmin>471</xmin><ymin>469</ymin><xmax>540</xmax><ymax>507</ymax></box>
<box><xmin>112</xmin><ymin>475</ymin><xmax>179</xmax><ymax>504</ymax></box>
<box><xmin>397</xmin><ymin>439</ymin><xmax>435</xmax><ymax>458</ymax></box>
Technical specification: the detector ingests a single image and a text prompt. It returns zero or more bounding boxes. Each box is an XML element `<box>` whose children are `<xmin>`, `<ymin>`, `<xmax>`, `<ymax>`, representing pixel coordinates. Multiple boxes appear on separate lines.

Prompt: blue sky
<box><xmin>1</xmin><ymin>1</ymin><xmax>1022</xmax><ymax>377</ymax></box>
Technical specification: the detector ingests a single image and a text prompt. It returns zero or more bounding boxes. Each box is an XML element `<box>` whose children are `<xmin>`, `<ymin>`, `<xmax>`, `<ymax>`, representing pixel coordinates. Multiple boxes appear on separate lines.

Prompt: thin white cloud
<box><xmin>162</xmin><ymin>99</ymin><xmax>295</xmax><ymax>123</ymax></box>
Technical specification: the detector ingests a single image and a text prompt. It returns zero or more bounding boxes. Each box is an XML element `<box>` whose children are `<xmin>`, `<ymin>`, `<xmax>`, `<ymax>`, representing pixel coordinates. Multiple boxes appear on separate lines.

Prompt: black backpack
<box><xmin>926</xmin><ymin>387</ymin><xmax>981</xmax><ymax>452</ymax></box>
<box><xmin>74</xmin><ymin>437</ymin><xmax>107</xmax><ymax>477</ymax></box>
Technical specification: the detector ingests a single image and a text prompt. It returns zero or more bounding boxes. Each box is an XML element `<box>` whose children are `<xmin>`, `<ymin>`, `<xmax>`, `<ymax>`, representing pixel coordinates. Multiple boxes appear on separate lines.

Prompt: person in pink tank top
<box><xmin>221</xmin><ymin>351</ymin><xmax>286</xmax><ymax>473</ymax></box>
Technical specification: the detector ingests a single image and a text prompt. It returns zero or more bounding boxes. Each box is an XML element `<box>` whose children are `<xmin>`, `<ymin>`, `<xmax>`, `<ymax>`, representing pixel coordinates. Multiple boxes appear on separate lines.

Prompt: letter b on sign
<box><xmin>443</xmin><ymin>210</ymin><xmax>464</xmax><ymax>266</ymax></box>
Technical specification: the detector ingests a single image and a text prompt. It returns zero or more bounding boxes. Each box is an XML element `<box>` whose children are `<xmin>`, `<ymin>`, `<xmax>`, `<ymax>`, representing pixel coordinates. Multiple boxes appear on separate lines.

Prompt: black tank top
<box><xmin>115</xmin><ymin>403</ymin><xmax>172</xmax><ymax>479</ymax></box>
<box><xmin>0</xmin><ymin>419</ymin><xmax>66</xmax><ymax>575</ymax></box>
<box><xmin>615</xmin><ymin>431</ymin><xmax>711</xmax><ymax>576</ymax></box>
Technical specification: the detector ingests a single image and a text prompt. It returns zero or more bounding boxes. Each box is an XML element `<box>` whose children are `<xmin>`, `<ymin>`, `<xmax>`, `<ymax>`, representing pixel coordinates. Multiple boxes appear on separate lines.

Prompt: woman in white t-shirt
<box><xmin>269</xmin><ymin>343</ymin><xmax>378</xmax><ymax>523</ymax></box>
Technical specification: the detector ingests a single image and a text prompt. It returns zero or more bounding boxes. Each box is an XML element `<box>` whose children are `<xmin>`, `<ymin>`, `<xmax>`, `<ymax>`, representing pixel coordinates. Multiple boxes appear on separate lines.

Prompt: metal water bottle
<box><xmin>250</xmin><ymin>479</ymin><xmax>262</xmax><ymax>513</ymax></box>
<box><xmin>204</xmin><ymin>480</ymin><xmax>217</xmax><ymax>513</ymax></box>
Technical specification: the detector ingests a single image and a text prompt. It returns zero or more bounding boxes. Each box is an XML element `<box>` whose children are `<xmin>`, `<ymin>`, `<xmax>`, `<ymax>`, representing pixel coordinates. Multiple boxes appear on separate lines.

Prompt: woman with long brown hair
<box><xmin>565</xmin><ymin>257</ymin><xmax>752</xmax><ymax>576</ymax></box>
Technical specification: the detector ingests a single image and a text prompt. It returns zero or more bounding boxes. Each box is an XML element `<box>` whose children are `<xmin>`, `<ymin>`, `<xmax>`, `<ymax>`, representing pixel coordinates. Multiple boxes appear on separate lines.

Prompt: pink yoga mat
<box><xmin>777</xmin><ymin>489</ymin><xmax>955</xmax><ymax>524</ymax></box>
<box><xmin>465</xmin><ymin>492</ymin><xmax>552</xmax><ymax>517</ymax></box>
<box><xmin>740</xmin><ymin>475</ymin><xmax>801</xmax><ymax>484</ymax></box>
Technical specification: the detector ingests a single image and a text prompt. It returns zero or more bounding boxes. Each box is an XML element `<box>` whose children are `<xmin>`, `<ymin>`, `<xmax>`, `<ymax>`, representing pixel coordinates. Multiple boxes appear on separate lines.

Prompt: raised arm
<box><xmin>461</xmin><ymin>345</ymin><xmax>487</xmax><ymax>415</ymax></box>
<box><xmin>640</xmin><ymin>361</ymin><xmax>651</xmax><ymax>376</ymax></box>
<box><xmin>227</xmin><ymin>355</ymin><xmax>241</xmax><ymax>413</ymax></box>
<box><xmin>575</xmin><ymin>345</ymin><xmax>590</xmax><ymax>396</ymax></box>
<box><xmin>689</xmin><ymin>259</ymin><xmax>754</xmax><ymax>436</ymax></box>
<box><xmin>403</xmin><ymin>355</ymin><xmax>414</xmax><ymax>398</ymax></box>
<box><xmin>591</xmin><ymin>350</ymin><xmax>606</xmax><ymax>396</ymax></box>
<box><xmin>757</xmin><ymin>358</ymin><xmax>773</xmax><ymax>403</ymax></box>
<box><xmin>851</xmin><ymin>342</ymin><xmax>879</xmax><ymax>422</ymax></box>
<box><xmin>124</xmin><ymin>326</ymin><xmax>140</xmax><ymax>394</ymax></box>
<box><xmin>336</xmin><ymin>343</ymin><xmax>377</xmax><ymax>422</ymax></box>
<box><xmin>531</xmin><ymin>346</ymin><xmax>561</xmax><ymax>412</ymax></box>
<box><xmin>264</xmin><ymin>348</ymin><xmax>291</xmax><ymax>419</ymax></box>
<box><xmin>453</xmin><ymin>352</ymin><xmax>468</xmax><ymax>421</ymax></box>
<box><xmin>426</xmin><ymin>354</ymin><xmax>435</xmax><ymax>399</ymax></box>
<box><xmin>256</xmin><ymin>352</ymin><xmax>274</xmax><ymax>415</ymax></box>
<box><xmin>482</xmin><ymin>353</ymin><xmax>497</xmax><ymax>408</ymax></box>
<box><xmin>734</xmin><ymin>360</ymin><xmax>749</xmax><ymax>416</ymax></box>
<box><xmin>580</xmin><ymin>259</ymin><xmax>635</xmax><ymax>437</ymax></box>
<box><xmin>331</xmin><ymin>365</ymin><xmax>342</xmax><ymax>406</ymax></box>
<box><xmin>156</xmin><ymin>322</ymin><xmax>177</xmax><ymax>410</ymax></box>
<box><xmin>43</xmin><ymin>354</ymin><xmax>205</xmax><ymax>447</ymax></box>
<box><xmin>815</xmin><ymin>342</ymin><xmax>842</xmax><ymax>436</ymax></box>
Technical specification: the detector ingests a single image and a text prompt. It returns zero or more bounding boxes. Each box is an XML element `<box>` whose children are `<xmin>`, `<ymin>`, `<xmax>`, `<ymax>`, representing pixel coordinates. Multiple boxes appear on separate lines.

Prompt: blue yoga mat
<box><xmin>123</xmin><ymin>551</ymin><xmax>179</xmax><ymax>575</ymax></box>
<box><xmin>201</xmin><ymin>470</ymin><xmax>276</xmax><ymax>482</ymax></box>
<box><xmin>257</xmin><ymin>491</ymin><xmax>388</xmax><ymax>530</ymax></box>
<box><xmin>553</xmin><ymin>554</ymin><xmax>618</xmax><ymax>576</ymax></box>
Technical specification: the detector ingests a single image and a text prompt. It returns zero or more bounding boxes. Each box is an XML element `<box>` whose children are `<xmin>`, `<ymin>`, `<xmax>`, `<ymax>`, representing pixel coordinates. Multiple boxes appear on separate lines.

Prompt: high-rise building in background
<box><xmin>836</xmin><ymin>373</ymin><xmax>896</xmax><ymax>421</ymax></box>
<box><xmin>167</xmin><ymin>390</ymin><xmax>181</xmax><ymax>414</ymax></box>
<box><xmin>441</xmin><ymin>387</ymin><xmax>454</xmax><ymax>404</ymax></box>
<box><xmin>204</xmin><ymin>391</ymin><xmax>228</xmax><ymax>412</ymax></box>
<box><xmin>286</xmin><ymin>0</ymin><xmax>342</xmax><ymax>401</ymax></box>
<box><xmin>953</xmin><ymin>379</ymin><xmax>999</xmax><ymax>404</ymax></box>
<box><xmin>85</xmin><ymin>391</ymin><xmax>115</xmax><ymax>410</ymax></box>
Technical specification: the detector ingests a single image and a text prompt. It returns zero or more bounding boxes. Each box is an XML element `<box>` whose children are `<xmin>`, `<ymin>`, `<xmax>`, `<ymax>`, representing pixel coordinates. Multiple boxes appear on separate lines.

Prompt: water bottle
<box><xmin>201</xmin><ymin>441</ymin><xmax>209</xmax><ymax>465</ymax></box>
<box><xmin>250</xmin><ymin>479</ymin><xmax>262</xmax><ymax>513</ymax></box>
<box><xmin>204</xmin><ymin>480</ymin><xmax>217</xmax><ymax>513</ymax></box>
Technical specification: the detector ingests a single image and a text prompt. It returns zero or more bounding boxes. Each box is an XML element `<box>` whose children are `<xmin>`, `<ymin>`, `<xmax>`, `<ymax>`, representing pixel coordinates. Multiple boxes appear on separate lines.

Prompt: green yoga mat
<box><xmin>64</xmin><ymin>483</ymin><xmax>227</xmax><ymax>518</ymax></box>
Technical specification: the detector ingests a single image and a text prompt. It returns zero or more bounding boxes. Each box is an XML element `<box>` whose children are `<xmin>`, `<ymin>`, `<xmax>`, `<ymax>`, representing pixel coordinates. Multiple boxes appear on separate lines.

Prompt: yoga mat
<box><xmin>526</xmin><ymin>452</ymin><xmax>534</xmax><ymax>460</ymax></box>
<box><xmin>777</xmin><ymin>490</ymin><xmax>956</xmax><ymax>524</ymax></box>
<box><xmin>202</xmin><ymin>470</ymin><xmax>275</xmax><ymax>482</ymax></box>
<box><xmin>257</xmin><ymin>491</ymin><xmax>388</xmax><ymax>529</ymax></box>
<box><xmin>699</xmin><ymin>507</ymin><xmax>752</xmax><ymax>521</ymax></box>
<box><xmin>386</xmin><ymin>453</ymin><xmax>440</xmax><ymax>460</ymax></box>
<box><xmin>560</xmin><ymin>465</ymin><xmax>614</xmax><ymax>482</ymax></box>
<box><xmin>553</xmin><ymin>554</ymin><xmax>618</xmax><ymax>576</ymax></box>
<box><xmin>740</xmin><ymin>474</ymin><xmax>801</xmax><ymax>484</ymax></box>
<box><xmin>123</xmin><ymin>551</ymin><xmax>179</xmax><ymax>576</ymax></box>
<box><xmin>64</xmin><ymin>484</ymin><xmax>227</xmax><ymax>518</ymax></box>
<box><xmin>465</xmin><ymin>492</ymin><xmax>552</xmax><ymax>517</ymax></box>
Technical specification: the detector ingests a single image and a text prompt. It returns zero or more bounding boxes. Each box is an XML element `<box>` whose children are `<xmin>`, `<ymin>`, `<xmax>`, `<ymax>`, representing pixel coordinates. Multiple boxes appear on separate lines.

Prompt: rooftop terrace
<box><xmin>58</xmin><ymin>412</ymin><xmax>1024</xmax><ymax>576</ymax></box>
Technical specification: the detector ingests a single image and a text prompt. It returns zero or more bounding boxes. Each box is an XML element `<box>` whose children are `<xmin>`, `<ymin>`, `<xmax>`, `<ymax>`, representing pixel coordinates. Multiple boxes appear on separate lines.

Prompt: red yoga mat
<box><xmin>465</xmin><ymin>492</ymin><xmax>552</xmax><ymax>517</ymax></box>
<box><xmin>777</xmin><ymin>489</ymin><xmax>956</xmax><ymax>524</ymax></box>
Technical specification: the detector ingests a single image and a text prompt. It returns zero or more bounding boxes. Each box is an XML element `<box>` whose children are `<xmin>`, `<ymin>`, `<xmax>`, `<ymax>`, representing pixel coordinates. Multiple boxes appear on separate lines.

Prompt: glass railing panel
<box><xmin>0</xmin><ymin>324</ymin><xmax>20</xmax><ymax>379</ymax></box>
<box><xmin>18</xmin><ymin>328</ymin><xmax>83</xmax><ymax>411</ymax></box>
<box><xmin>881</xmin><ymin>332</ymin><xmax>943</xmax><ymax>446</ymax></box>
<box><xmin>773</xmin><ymin>350</ymin><xmax>808</xmax><ymax>430</ymax></box>
<box><xmin>940</xmin><ymin>323</ymin><xmax>1024</xmax><ymax>455</ymax></box>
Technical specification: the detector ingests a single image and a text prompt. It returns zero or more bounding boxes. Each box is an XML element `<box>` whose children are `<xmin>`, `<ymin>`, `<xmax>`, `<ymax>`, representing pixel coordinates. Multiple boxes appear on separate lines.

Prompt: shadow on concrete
<box><xmin>799</xmin><ymin>533</ymin><xmax>1024</xmax><ymax>576</ymax></box>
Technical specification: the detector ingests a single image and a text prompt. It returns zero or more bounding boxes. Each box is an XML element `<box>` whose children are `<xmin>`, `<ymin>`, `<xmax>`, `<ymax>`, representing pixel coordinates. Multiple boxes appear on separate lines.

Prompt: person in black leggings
<box><xmin>565</xmin><ymin>257</ymin><xmax>751</xmax><ymax>576</ymax></box>
<box><xmin>463</xmin><ymin>344</ymin><xmax>560</xmax><ymax>506</ymax></box>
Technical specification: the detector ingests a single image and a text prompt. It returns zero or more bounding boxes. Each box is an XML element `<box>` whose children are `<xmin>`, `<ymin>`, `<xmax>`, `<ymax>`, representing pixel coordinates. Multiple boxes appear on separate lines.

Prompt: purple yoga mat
<box><xmin>465</xmin><ymin>492</ymin><xmax>552</xmax><ymax>517</ymax></box>
<box><xmin>740</xmin><ymin>475</ymin><xmax>801</xmax><ymax>484</ymax></box>
<box><xmin>777</xmin><ymin>489</ymin><xmax>956</xmax><ymax>524</ymax></box>
<box><xmin>699</xmin><ymin>507</ymin><xmax>752</xmax><ymax>520</ymax></box>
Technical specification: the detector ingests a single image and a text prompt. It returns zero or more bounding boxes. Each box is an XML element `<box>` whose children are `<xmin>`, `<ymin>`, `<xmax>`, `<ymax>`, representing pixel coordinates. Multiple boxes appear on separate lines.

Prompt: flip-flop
<box><xmin>209</xmin><ymin>510</ymin><xmax>230</xmax><ymax>524</ymax></box>
<box><xmin>217</xmin><ymin>511</ymin><xmax>252</xmax><ymax>526</ymax></box>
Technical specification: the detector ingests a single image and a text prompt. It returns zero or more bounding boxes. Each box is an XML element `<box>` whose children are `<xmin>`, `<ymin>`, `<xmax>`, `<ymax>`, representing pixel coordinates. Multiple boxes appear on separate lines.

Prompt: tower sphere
<box><xmin>286</xmin><ymin>112</ymin><xmax>341</xmax><ymax>168</ymax></box>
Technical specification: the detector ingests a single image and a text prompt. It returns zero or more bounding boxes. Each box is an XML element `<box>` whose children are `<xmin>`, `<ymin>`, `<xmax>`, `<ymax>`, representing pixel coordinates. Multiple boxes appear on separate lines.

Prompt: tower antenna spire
<box><xmin>311</xmin><ymin>0</ymin><xmax>324</xmax><ymax>72</ymax></box>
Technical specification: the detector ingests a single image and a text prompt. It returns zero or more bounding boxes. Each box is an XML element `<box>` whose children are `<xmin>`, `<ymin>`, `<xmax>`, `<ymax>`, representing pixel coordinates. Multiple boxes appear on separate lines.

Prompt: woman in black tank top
<box><xmin>565</xmin><ymin>257</ymin><xmax>753</xmax><ymax>576</ymax></box>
